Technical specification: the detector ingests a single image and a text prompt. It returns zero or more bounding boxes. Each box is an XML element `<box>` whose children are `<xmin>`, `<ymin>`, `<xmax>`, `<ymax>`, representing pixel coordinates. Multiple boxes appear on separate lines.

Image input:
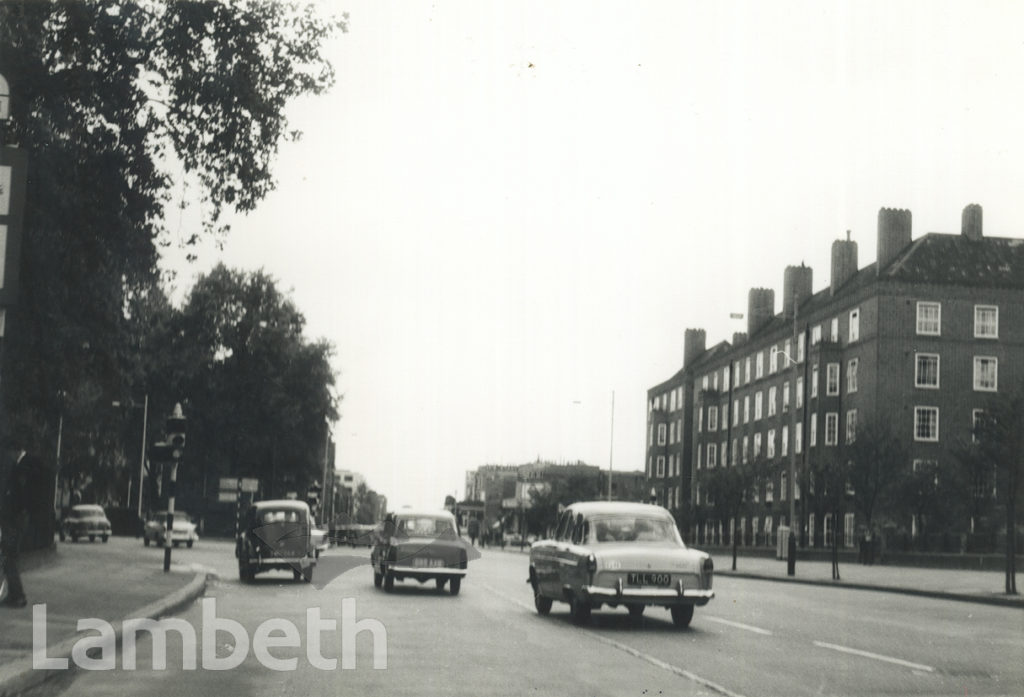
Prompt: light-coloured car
<box><xmin>371</xmin><ymin>509</ymin><xmax>469</xmax><ymax>595</ymax></box>
<box><xmin>144</xmin><ymin>511</ymin><xmax>199</xmax><ymax>548</ymax></box>
<box><xmin>528</xmin><ymin>502</ymin><xmax>714</xmax><ymax>627</ymax></box>
<box><xmin>61</xmin><ymin>504</ymin><xmax>112</xmax><ymax>543</ymax></box>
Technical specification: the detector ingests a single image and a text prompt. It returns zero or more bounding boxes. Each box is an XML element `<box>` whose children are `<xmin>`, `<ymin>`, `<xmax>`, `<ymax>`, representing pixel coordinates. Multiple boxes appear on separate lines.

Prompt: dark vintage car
<box><xmin>236</xmin><ymin>500</ymin><xmax>317</xmax><ymax>583</ymax></box>
<box><xmin>529</xmin><ymin>502</ymin><xmax>714</xmax><ymax>627</ymax></box>
<box><xmin>61</xmin><ymin>504</ymin><xmax>112</xmax><ymax>543</ymax></box>
<box><xmin>371</xmin><ymin>509</ymin><xmax>469</xmax><ymax>595</ymax></box>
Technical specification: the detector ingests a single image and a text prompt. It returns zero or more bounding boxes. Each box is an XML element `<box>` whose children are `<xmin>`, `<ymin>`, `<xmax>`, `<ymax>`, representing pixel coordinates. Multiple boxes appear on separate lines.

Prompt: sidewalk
<box><xmin>494</xmin><ymin>544</ymin><xmax>1024</xmax><ymax>609</ymax></box>
<box><xmin>0</xmin><ymin>540</ymin><xmax>210</xmax><ymax>697</ymax></box>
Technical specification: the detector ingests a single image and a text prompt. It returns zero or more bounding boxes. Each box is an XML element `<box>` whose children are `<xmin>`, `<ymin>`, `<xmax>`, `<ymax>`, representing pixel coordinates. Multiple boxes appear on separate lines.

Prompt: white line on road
<box><xmin>479</xmin><ymin>582</ymin><xmax>750</xmax><ymax>697</ymax></box>
<box><xmin>812</xmin><ymin>641</ymin><xmax>935</xmax><ymax>673</ymax></box>
<box><xmin>704</xmin><ymin>616</ymin><xmax>774</xmax><ymax>636</ymax></box>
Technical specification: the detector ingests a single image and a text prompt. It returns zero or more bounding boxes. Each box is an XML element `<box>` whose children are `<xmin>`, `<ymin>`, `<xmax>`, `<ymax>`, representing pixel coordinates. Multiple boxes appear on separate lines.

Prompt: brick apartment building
<box><xmin>647</xmin><ymin>204</ymin><xmax>1024</xmax><ymax>550</ymax></box>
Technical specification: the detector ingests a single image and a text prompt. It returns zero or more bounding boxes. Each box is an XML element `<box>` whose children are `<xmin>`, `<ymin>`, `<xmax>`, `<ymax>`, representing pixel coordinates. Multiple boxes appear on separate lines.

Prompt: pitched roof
<box><xmin>882</xmin><ymin>233</ymin><xmax>1024</xmax><ymax>288</ymax></box>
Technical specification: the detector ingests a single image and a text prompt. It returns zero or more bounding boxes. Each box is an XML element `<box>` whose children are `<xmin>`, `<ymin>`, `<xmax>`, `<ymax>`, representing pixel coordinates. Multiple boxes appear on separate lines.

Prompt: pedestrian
<box><xmin>467</xmin><ymin>517</ymin><xmax>480</xmax><ymax>547</ymax></box>
<box><xmin>1</xmin><ymin>436</ymin><xmax>44</xmax><ymax>609</ymax></box>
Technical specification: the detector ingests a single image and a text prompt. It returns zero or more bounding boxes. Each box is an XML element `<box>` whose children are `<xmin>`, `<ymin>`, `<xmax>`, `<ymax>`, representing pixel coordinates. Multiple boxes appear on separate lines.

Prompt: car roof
<box><xmin>72</xmin><ymin>504</ymin><xmax>105</xmax><ymax>512</ymax></box>
<box><xmin>564</xmin><ymin>501</ymin><xmax>673</xmax><ymax>517</ymax></box>
<box><xmin>251</xmin><ymin>499</ymin><xmax>310</xmax><ymax>511</ymax></box>
<box><xmin>393</xmin><ymin>509</ymin><xmax>456</xmax><ymax>520</ymax></box>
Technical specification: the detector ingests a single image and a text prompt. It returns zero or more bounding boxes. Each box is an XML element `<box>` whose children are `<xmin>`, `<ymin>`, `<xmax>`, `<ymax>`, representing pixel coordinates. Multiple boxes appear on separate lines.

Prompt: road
<box><xmin>33</xmin><ymin>539</ymin><xmax>1024</xmax><ymax>697</ymax></box>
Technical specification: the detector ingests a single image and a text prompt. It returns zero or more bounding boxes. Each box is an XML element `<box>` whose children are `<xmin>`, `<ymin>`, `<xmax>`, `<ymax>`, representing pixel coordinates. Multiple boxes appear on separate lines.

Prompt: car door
<box><xmin>558</xmin><ymin>513</ymin><xmax>589</xmax><ymax>593</ymax></box>
<box><xmin>534</xmin><ymin>510</ymin><xmax>571</xmax><ymax>597</ymax></box>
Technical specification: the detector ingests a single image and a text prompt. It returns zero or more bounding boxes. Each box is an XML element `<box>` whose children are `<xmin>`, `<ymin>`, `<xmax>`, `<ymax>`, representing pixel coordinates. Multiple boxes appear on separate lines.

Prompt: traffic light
<box><xmin>150</xmin><ymin>442</ymin><xmax>174</xmax><ymax>463</ymax></box>
<box><xmin>166</xmin><ymin>403</ymin><xmax>186</xmax><ymax>460</ymax></box>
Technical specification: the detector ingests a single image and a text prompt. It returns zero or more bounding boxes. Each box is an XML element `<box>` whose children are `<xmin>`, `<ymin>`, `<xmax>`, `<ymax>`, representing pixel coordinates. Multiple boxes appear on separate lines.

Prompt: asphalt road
<box><xmin>33</xmin><ymin>539</ymin><xmax>1024</xmax><ymax>697</ymax></box>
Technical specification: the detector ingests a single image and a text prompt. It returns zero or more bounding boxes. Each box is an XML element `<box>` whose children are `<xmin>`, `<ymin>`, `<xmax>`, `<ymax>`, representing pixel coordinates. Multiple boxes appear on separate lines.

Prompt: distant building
<box><xmin>648</xmin><ymin>204</ymin><xmax>1024</xmax><ymax>551</ymax></box>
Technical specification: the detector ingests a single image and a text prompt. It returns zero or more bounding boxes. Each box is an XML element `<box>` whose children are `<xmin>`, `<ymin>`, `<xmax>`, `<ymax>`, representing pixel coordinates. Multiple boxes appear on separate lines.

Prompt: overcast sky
<box><xmin>165</xmin><ymin>0</ymin><xmax>1024</xmax><ymax>509</ymax></box>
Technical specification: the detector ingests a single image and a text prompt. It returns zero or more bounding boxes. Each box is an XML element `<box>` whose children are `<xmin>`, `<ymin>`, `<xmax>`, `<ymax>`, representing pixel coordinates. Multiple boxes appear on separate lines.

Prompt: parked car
<box><xmin>144</xmin><ymin>511</ymin><xmax>199</xmax><ymax>548</ymax></box>
<box><xmin>528</xmin><ymin>501</ymin><xmax>714</xmax><ymax>627</ymax></box>
<box><xmin>61</xmin><ymin>504</ymin><xmax>112</xmax><ymax>543</ymax></box>
<box><xmin>236</xmin><ymin>500</ymin><xmax>317</xmax><ymax>583</ymax></box>
<box><xmin>371</xmin><ymin>509</ymin><xmax>468</xmax><ymax>595</ymax></box>
<box><xmin>311</xmin><ymin>522</ymin><xmax>329</xmax><ymax>558</ymax></box>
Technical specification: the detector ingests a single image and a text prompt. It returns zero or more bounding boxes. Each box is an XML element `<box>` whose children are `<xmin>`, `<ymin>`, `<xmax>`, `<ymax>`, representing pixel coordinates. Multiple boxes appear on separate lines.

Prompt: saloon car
<box><xmin>236</xmin><ymin>500</ymin><xmax>317</xmax><ymax>583</ymax></box>
<box><xmin>143</xmin><ymin>511</ymin><xmax>199</xmax><ymax>548</ymax></box>
<box><xmin>61</xmin><ymin>504</ymin><xmax>112</xmax><ymax>543</ymax></box>
<box><xmin>371</xmin><ymin>509</ymin><xmax>468</xmax><ymax>595</ymax></box>
<box><xmin>528</xmin><ymin>502</ymin><xmax>713</xmax><ymax>627</ymax></box>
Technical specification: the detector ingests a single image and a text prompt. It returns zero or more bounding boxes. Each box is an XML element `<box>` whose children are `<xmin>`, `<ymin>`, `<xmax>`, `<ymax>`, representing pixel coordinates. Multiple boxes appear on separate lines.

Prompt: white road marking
<box><xmin>812</xmin><ymin>641</ymin><xmax>935</xmax><ymax>673</ymax></box>
<box><xmin>479</xmin><ymin>581</ymin><xmax>750</xmax><ymax>697</ymax></box>
<box><xmin>704</xmin><ymin>616</ymin><xmax>773</xmax><ymax>636</ymax></box>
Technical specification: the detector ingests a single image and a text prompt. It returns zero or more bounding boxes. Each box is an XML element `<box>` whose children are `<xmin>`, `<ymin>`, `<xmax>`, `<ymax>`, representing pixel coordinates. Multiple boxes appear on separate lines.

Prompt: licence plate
<box><xmin>627</xmin><ymin>572</ymin><xmax>671</xmax><ymax>586</ymax></box>
<box><xmin>413</xmin><ymin>558</ymin><xmax>443</xmax><ymax>568</ymax></box>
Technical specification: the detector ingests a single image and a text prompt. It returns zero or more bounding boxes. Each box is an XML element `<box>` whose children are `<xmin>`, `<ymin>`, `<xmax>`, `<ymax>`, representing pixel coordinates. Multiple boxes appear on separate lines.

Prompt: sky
<box><xmin>164</xmin><ymin>0</ymin><xmax>1024</xmax><ymax>509</ymax></box>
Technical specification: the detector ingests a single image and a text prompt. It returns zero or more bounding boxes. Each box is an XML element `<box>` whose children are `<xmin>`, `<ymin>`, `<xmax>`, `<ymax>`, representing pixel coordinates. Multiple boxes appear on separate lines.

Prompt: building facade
<box><xmin>648</xmin><ymin>204</ymin><xmax>1024</xmax><ymax>551</ymax></box>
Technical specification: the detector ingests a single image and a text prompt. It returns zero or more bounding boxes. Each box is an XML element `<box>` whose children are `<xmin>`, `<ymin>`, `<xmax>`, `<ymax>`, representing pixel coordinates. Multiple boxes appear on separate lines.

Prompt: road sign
<box><xmin>218</xmin><ymin>491</ymin><xmax>238</xmax><ymax>503</ymax></box>
<box><xmin>219</xmin><ymin>478</ymin><xmax>235</xmax><ymax>490</ymax></box>
<box><xmin>240</xmin><ymin>477</ymin><xmax>259</xmax><ymax>493</ymax></box>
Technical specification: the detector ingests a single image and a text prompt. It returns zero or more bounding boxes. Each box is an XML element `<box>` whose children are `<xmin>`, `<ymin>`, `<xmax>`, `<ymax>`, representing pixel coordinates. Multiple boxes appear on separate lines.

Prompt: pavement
<box><xmin>0</xmin><ymin>541</ymin><xmax>1020</xmax><ymax>697</ymax></box>
<box><xmin>0</xmin><ymin>539</ymin><xmax>213</xmax><ymax>697</ymax></box>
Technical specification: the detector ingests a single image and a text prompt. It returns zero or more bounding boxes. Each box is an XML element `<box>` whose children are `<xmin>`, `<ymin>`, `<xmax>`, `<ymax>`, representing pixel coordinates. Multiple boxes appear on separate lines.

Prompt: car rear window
<box><xmin>396</xmin><ymin>516</ymin><xmax>455</xmax><ymax>538</ymax></box>
<box><xmin>259</xmin><ymin>510</ymin><xmax>303</xmax><ymax>524</ymax></box>
<box><xmin>589</xmin><ymin>516</ymin><xmax>678</xmax><ymax>543</ymax></box>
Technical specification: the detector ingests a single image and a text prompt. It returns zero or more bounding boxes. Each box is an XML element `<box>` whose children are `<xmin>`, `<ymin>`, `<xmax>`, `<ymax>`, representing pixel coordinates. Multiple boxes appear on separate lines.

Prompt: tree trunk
<box><xmin>732</xmin><ymin>533</ymin><xmax>738</xmax><ymax>571</ymax></box>
<box><xmin>1006</xmin><ymin>495</ymin><xmax>1017</xmax><ymax>595</ymax></box>
<box><xmin>831</xmin><ymin>511</ymin><xmax>840</xmax><ymax>581</ymax></box>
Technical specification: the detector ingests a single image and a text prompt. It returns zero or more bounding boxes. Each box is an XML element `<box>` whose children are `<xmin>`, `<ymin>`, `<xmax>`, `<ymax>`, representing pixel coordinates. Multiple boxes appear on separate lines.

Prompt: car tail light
<box><xmin>703</xmin><ymin>556</ymin><xmax>714</xmax><ymax>584</ymax></box>
<box><xmin>587</xmin><ymin>553</ymin><xmax>597</xmax><ymax>574</ymax></box>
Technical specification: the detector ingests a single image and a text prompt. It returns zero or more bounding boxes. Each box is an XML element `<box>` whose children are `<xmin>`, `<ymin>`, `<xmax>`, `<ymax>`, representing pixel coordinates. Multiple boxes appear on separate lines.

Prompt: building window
<box><xmin>756</xmin><ymin>351</ymin><xmax>764</xmax><ymax>379</ymax></box>
<box><xmin>769</xmin><ymin>345</ymin><xmax>778</xmax><ymax>373</ymax></box>
<box><xmin>722</xmin><ymin>441</ymin><xmax>728</xmax><ymax>467</ymax></box>
<box><xmin>656</xmin><ymin>456</ymin><xmax>665</xmax><ymax>477</ymax></box>
<box><xmin>811</xmin><ymin>325</ymin><xmax>822</xmax><ymax>345</ymax></box>
<box><xmin>734</xmin><ymin>360</ymin><xmax>742</xmax><ymax>387</ymax></box>
<box><xmin>713</xmin><ymin>372</ymin><xmax>719</xmax><ymax>391</ymax></box>
<box><xmin>847</xmin><ymin>358</ymin><xmax>858</xmax><ymax>393</ymax></box>
<box><xmin>698</xmin><ymin>408</ymin><xmax>703</xmax><ymax>433</ymax></box>
<box><xmin>972</xmin><ymin>409</ymin><xmax>984</xmax><ymax>443</ymax></box>
<box><xmin>810</xmin><ymin>414</ymin><xmax>817</xmax><ymax>447</ymax></box>
<box><xmin>767</xmin><ymin>429</ymin><xmax>776</xmax><ymax>458</ymax></box>
<box><xmin>678</xmin><ymin>419</ymin><xmax>683</xmax><ymax>445</ymax></box>
<box><xmin>708</xmin><ymin>443</ymin><xmax>717</xmax><ymax>468</ymax></box>
<box><xmin>696</xmin><ymin>444</ymin><xmax>702</xmax><ymax>469</ymax></box>
<box><xmin>670</xmin><ymin>422</ymin><xmax>676</xmax><ymax>444</ymax></box>
<box><xmin>916</xmin><ymin>301</ymin><xmax>941</xmax><ymax>335</ymax></box>
<box><xmin>723</xmin><ymin>366</ymin><xmax>730</xmax><ymax>391</ymax></box>
<box><xmin>754</xmin><ymin>391</ymin><xmax>763</xmax><ymax>420</ymax></box>
<box><xmin>781</xmin><ymin>425</ymin><xmax>789</xmax><ymax>456</ymax></box>
<box><xmin>824</xmin><ymin>515</ymin><xmax>834</xmax><ymax>547</ymax></box>
<box><xmin>974</xmin><ymin>356</ymin><xmax>998</xmax><ymax>392</ymax></box>
<box><xmin>780</xmin><ymin>471</ymin><xmax>787</xmax><ymax>501</ymax></box>
<box><xmin>825</xmin><ymin>412</ymin><xmax>839</xmax><ymax>445</ymax></box>
<box><xmin>752</xmin><ymin>517</ymin><xmax>759</xmax><ymax>541</ymax></box>
<box><xmin>914</xmin><ymin>407</ymin><xmax>939</xmax><ymax>442</ymax></box>
<box><xmin>797</xmin><ymin>334</ymin><xmax>805</xmax><ymax>363</ymax></box>
<box><xmin>783</xmin><ymin>381</ymin><xmax>790</xmax><ymax>412</ymax></box>
<box><xmin>795</xmin><ymin>422</ymin><xmax>803</xmax><ymax>454</ymax></box>
<box><xmin>849</xmin><ymin>308</ymin><xmax>860</xmax><ymax>342</ymax></box>
<box><xmin>846</xmin><ymin>409</ymin><xmax>857</xmax><ymax>443</ymax></box>
<box><xmin>826</xmin><ymin>363</ymin><xmax>840</xmax><ymax>395</ymax></box>
<box><xmin>796</xmin><ymin>377</ymin><xmax>804</xmax><ymax>408</ymax></box>
<box><xmin>733</xmin><ymin>399</ymin><xmax>740</xmax><ymax>426</ymax></box>
<box><xmin>742</xmin><ymin>436</ymin><xmax>749</xmax><ymax>464</ymax></box>
<box><xmin>753</xmin><ymin>432</ymin><xmax>762</xmax><ymax>458</ymax></box>
<box><xmin>670</xmin><ymin>390</ymin><xmax>677</xmax><ymax>412</ymax></box>
<box><xmin>722</xmin><ymin>404</ymin><xmax>728</xmax><ymax>428</ymax></box>
<box><xmin>915</xmin><ymin>353</ymin><xmax>940</xmax><ymax>389</ymax></box>
<box><xmin>743</xmin><ymin>395</ymin><xmax>750</xmax><ymax>424</ymax></box>
<box><xmin>811</xmin><ymin>365</ymin><xmax>819</xmax><ymax>399</ymax></box>
<box><xmin>768</xmin><ymin>386</ymin><xmax>777</xmax><ymax>416</ymax></box>
<box><xmin>830</xmin><ymin>317</ymin><xmax>839</xmax><ymax>342</ymax></box>
<box><xmin>765</xmin><ymin>481</ymin><xmax>774</xmax><ymax>503</ymax></box>
<box><xmin>844</xmin><ymin>513</ymin><xmax>856</xmax><ymax>548</ymax></box>
<box><xmin>731</xmin><ymin>438</ymin><xmax>737</xmax><ymax>466</ymax></box>
<box><xmin>808</xmin><ymin>513</ymin><xmax>816</xmax><ymax>546</ymax></box>
<box><xmin>745</xmin><ymin>356</ymin><xmax>752</xmax><ymax>383</ymax></box>
<box><xmin>974</xmin><ymin>305</ymin><xmax>998</xmax><ymax>339</ymax></box>
<box><xmin>708</xmin><ymin>406</ymin><xmax>718</xmax><ymax>432</ymax></box>
<box><xmin>657</xmin><ymin>424</ymin><xmax>667</xmax><ymax>445</ymax></box>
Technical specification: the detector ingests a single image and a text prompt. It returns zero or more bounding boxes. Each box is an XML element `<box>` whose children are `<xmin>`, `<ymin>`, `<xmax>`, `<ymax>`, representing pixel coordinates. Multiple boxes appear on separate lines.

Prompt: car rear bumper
<box><xmin>581</xmin><ymin>580</ymin><xmax>714</xmax><ymax>605</ymax></box>
<box><xmin>389</xmin><ymin>565</ymin><xmax>467</xmax><ymax>577</ymax></box>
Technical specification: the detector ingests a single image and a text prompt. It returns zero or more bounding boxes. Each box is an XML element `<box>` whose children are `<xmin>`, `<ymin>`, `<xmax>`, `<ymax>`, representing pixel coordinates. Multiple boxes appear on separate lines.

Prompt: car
<box><xmin>311</xmin><ymin>522</ymin><xmax>329</xmax><ymax>558</ymax></box>
<box><xmin>61</xmin><ymin>504</ymin><xmax>112</xmax><ymax>543</ymax></box>
<box><xmin>528</xmin><ymin>501</ymin><xmax>714</xmax><ymax>627</ymax></box>
<box><xmin>236</xmin><ymin>500</ymin><xmax>317</xmax><ymax>583</ymax></box>
<box><xmin>143</xmin><ymin>511</ymin><xmax>199</xmax><ymax>548</ymax></box>
<box><xmin>371</xmin><ymin>509</ymin><xmax>469</xmax><ymax>595</ymax></box>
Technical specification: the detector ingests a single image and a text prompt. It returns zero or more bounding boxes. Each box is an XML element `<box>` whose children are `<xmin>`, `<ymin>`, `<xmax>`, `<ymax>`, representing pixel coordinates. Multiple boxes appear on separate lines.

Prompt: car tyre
<box><xmin>383</xmin><ymin>571</ymin><xmax>395</xmax><ymax>593</ymax></box>
<box><xmin>70</xmin><ymin>534</ymin><xmax>78</xmax><ymax>543</ymax></box>
<box><xmin>143</xmin><ymin>536</ymin><xmax>150</xmax><ymax>547</ymax></box>
<box><xmin>293</xmin><ymin>568</ymin><xmax>302</xmax><ymax>581</ymax></box>
<box><xmin>89</xmin><ymin>535</ymin><xmax>95</xmax><ymax>542</ymax></box>
<box><xmin>569</xmin><ymin>595</ymin><xmax>592</xmax><ymax>625</ymax></box>
<box><xmin>373</xmin><ymin>570</ymin><xmax>383</xmax><ymax>588</ymax></box>
<box><xmin>449</xmin><ymin>577</ymin><xmax>461</xmax><ymax>596</ymax></box>
<box><xmin>101</xmin><ymin>535</ymin><xmax>108</xmax><ymax>543</ymax></box>
<box><xmin>670</xmin><ymin>605</ymin><xmax>694</xmax><ymax>628</ymax></box>
<box><xmin>534</xmin><ymin>588</ymin><xmax>552</xmax><ymax>616</ymax></box>
<box><xmin>187</xmin><ymin>540</ymin><xmax>194</xmax><ymax>548</ymax></box>
<box><xmin>238</xmin><ymin>562</ymin><xmax>253</xmax><ymax>583</ymax></box>
<box><xmin>303</xmin><ymin>566</ymin><xmax>314</xmax><ymax>583</ymax></box>
<box><xmin>173</xmin><ymin>541</ymin><xmax>180</xmax><ymax>548</ymax></box>
<box><xmin>435</xmin><ymin>578</ymin><xmax>447</xmax><ymax>591</ymax></box>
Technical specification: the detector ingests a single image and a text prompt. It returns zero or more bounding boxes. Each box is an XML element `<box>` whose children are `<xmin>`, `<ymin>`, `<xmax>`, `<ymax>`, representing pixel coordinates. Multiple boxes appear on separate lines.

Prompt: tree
<box><xmin>704</xmin><ymin>462</ymin><xmax>760</xmax><ymax>570</ymax></box>
<box><xmin>0</xmin><ymin>1</ymin><xmax>344</xmax><ymax>472</ymax></box>
<box><xmin>844</xmin><ymin>418</ymin><xmax>908</xmax><ymax>538</ymax></box>
<box><xmin>960</xmin><ymin>381</ymin><xmax>1024</xmax><ymax>595</ymax></box>
<box><xmin>806</xmin><ymin>454</ymin><xmax>852</xmax><ymax>580</ymax></box>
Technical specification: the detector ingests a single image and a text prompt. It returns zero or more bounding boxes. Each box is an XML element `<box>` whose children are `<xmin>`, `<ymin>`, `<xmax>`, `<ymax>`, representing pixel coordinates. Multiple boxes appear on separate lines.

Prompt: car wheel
<box><xmin>627</xmin><ymin>604</ymin><xmax>644</xmax><ymax>620</ymax></box>
<box><xmin>187</xmin><ymin>541</ymin><xmax>194</xmax><ymax>549</ymax></box>
<box><xmin>533</xmin><ymin>587</ymin><xmax>553</xmax><ymax>616</ymax></box>
<box><xmin>383</xmin><ymin>571</ymin><xmax>395</xmax><ymax>593</ymax></box>
<box><xmin>435</xmin><ymin>578</ymin><xmax>447</xmax><ymax>591</ymax></box>
<box><xmin>569</xmin><ymin>595</ymin><xmax>592</xmax><ymax>625</ymax></box>
<box><xmin>293</xmin><ymin>568</ymin><xmax>302</xmax><ymax>581</ymax></box>
<box><xmin>373</xmin><ymin>570</ymin><xmax>383</xmax><ymax>588</ymax></box>
<box><xmin>238</xmin><ymin>562</ymin><xmax>252</xmax><ymax>583</ymax></box>
<box><xmin>173</xmin><ymin>541</ymin><xmax>180</xmax><ymax>548</ymax></box>
<box><xmin>101</xmin><ymin>535</ymin><xmax>108</xmax><ymax>543</ymax></box>
<box><xmin>70</xmin><ymin>534</ymin><xmax>78</xmax><ymax>543</ymax></box>
<box><xmin>449</xmin><ymin>577</ymin><xmax>461</xmax><ymax>596</ymax></box>
<box><xmin>143</xmin><ymin>536</ymin><xmax>150</xmax><ymax>547</ymax></box>
<box><xmin>303</xmin><ymin>566</ymin><xmax>314</xmax><ymax>583</ymax></box>
<box><xmin>670</xmin><ymin>605</ymin><xmax>694</xmax><ymax>628</ymax></box>
<box><xmin>89</xmin><ymin>535</ymin><xmax>95</xmax><ymax>542</ymax></box>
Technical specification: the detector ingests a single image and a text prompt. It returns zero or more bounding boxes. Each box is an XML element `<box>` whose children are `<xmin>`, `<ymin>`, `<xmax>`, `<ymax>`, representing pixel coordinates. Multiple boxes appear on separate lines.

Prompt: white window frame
<box><xmin>669</xmin><ymin>421</ymin><xmax>676</xmax><ymax>444</ymax></box>
<box><xmin>974</xmin><ymin>305</ymin><xmax>998</xmax><ymax>339</ymax></box>
<box><xmin>657</xmin><ymin>423</ymin><xmax>667</xmax><ymax>445</ymax></box>
<box><xmin>914</xmin><ymin>406</ymin><xmax>939</xmax><ymax>442</ymax></box>
<box><xmin>765</xmin><ymin>481</ymin><xmax>774</xmax><ymax>503</ymax></box>
<box><xmin>768</xmin><ymin>386</ymin><xmax>777</xmax><ymax>416</ymax></box>
<box><xmin>756</xmin><ymin>351</ymin><xmax>764</xmax><ymax>379</ymax></box>
<box><xmin>796</xmin><ymin>334</ymin><xmax>805</xmax><ymax>363</ymax></box>
<box><xmin>973</xmin><ymin>356</ymin><xmax>998</xmax><ymax>392</ymax></box>
<box><xmin>783</xmin><ymin>381</ymin><xmax>791</xmax><ymax>412</ymax></box>
<box><xmin>830</xmin><ymin>317</ymin><xmax>839</xmax><ymax>342</ymax></box>
<box><xmin>767</xmin><ymin>429</ymin><xmax>776</xmax><ymax>458</ymax></box>
<box><xmin>849</xmin><ymin>308</ymin><xmax>860</xmax><ymax>342</ymax></box>
<box><xmin>810</xmin><ymin>413</ymin><xmax>817</xmax><ymax>447</ymax></box>
<box><xmin>825</xmin><ymin>412</ymin><xmax>839</xmax><ymax>446</ymax></box>
<box><xmin>742</xmin><ymin>436</ymin><xmax>749</xmax><ymax>464</ymax></box>
<box><xmin>708</xmin><ymin>406</ymin><xmax>718</xmax><ymax>432</ymax></box>
<box><xmin>795</xmin><ymin>422</ymin><xmax>803</xmax><ymax>455</ymax></box>
<box><xmin>754</xmin><ymin>391</ymin><xmax>763</xmax><ymax>420</ymax></box>
<box><xmin>769</xmin><ymin>346</ymin><xmax>778</xmax><ymax>373</ymax></box>
<box><xmin>811</xmin><ymin>365</ymin><xmax>819</xmax><ymax>399</ymax></box>
<box><xmin>780</xmin><ymin>470</ymin><xmax>787</xmax><ymax>501</ymax></box>
<box><xmin>916</xmin><ymin>301</ymin><xmax>941</xmax><ymax>335</ymax></box>
<box><xmin>972</xmin><ymin>408</ymin><xmax>984</xmax><ymax>443</ymax></box>
<box><xmin>844</xmin><ymin>513</ymin><xmax>856</xmax><ymax>548</ymax></box>
<box><xmin>781</xmin><ymin>425</ymin><xmax>788</xmax><ymax>456</ymax></box>
<box><xmin>826</xmin><ymin>363</ymin><xmax>840</xmax><ymax>396</ymax></box>
<box><xmin>656</xmin><ymin>456</ymin><xmax>665</xmax><ymax>478</ymax></box>
<box><xmin>811</xmin><ymin>325</ymin><xmax>822</xmax><ymax>345</ymax></box>
<box><xmin>707</xmin><ymin>443</ymin><xmax>717</xmax><ymax>468</ymax></box>
<box><xmin>915</xmin><ymin>353</ymin><xmax>940</xmax><ymax>389</ymax></box>
<box><xmin>733</xmin><ymin>399</ymin><xmax>740</xmax><ymax>426</ymax></box>
<box><xmin>745</xmin><ymin>356</ymin><xmax>751</xmax><ymax>383</ymax></box>
<box><xmin>847</xmin><ymin>358</ymin><xmax>858</xmax><ymax>393</ymax></box>
<box><xmin>846</xmin><ymin>409</ymin><xmax>857</xmax><ymax>444</ymax></box>
<box><xmin>743</xmin><ymin>395</ymin><xmax>750</xmax><ymax>424</ymax></box>
<box><xmin>796</xmin><ymin>377</ymin><xmax>804</xmax><ymax>409</ymax></box>
<box><xmin>753</xmin><ymin>432</ymin><xmax>762</xmax><ymax>458</ymax></box>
